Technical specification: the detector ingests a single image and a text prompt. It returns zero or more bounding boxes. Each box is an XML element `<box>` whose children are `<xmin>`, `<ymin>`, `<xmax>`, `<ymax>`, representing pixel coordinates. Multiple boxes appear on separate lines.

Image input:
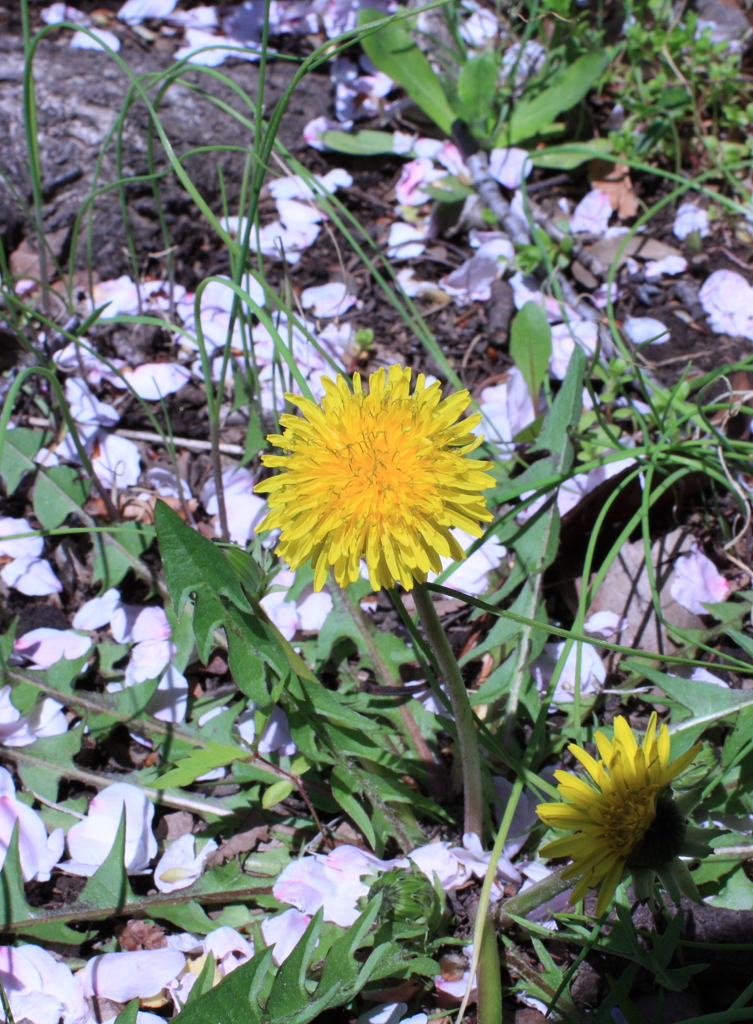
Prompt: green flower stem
<box><xmin>476</xmin><ymin>909</ymin><xmax>503</xmax><ymax>1024</ymax></box>
<box><xmin>413</xmin><ymin>583</ymin><xmax>483</xmax><ymax>838</ymax></box>
<box><xmin>494</xmin><ymin>865</ymin><xmax>571</xmax><ymax>929</ymax></box>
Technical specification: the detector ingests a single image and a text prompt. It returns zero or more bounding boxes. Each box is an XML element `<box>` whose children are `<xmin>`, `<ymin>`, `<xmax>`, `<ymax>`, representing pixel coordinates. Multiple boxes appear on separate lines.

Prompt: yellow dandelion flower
<box><xmin>537</xmin><ymin>713</ymin><xmax>703</xmax><ymax>916</ymax></box>
<box><xmin>254</xmin><ymin>365</ymin><xmax>494</xmax><ymax>592</ymax></box>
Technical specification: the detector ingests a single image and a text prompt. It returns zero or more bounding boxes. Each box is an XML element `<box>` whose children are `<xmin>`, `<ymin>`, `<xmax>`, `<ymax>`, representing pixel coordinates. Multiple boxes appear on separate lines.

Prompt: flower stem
<box><xmin>494</xmin><ymin>865</ymin><xmax>571</xmax><ymax>928</ymax></box>
<box><xmin>413</xmin><ymin>583</ymin><xmax>483</xmax><ymax>838</ymax></box>
<box><xmin>476</xmin><ymin>910</ymin><xmax>503</xmax><ymax>1024</ymax></box>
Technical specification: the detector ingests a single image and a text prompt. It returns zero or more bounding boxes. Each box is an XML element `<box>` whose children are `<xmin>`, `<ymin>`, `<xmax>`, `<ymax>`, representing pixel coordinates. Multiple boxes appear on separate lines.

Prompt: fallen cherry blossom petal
<box><xmin>0</xmin><ymin>697</ymin><xmax>68</xmax><ymax>749</ymax></box>
<box><xmin>83</xmin><ymin>949</ymin><xmax>186</xmax><ymax>1001</ymax></box>
<box><xmin>203</xmin><ymin>926</ymin><xmax>254</xmax><ymax>975</ymax></box>
<box><xmin>92</xmin><ymin>432</ymin><xmax>142</xmax><ymax>489</ymax></box>
<box><xmin>674</xmin><ymin>202</ymin><xmax>709</xmax><ymax>240</ymax></box>
<box><xmin>670</xmin><ymin>544</ymin><xmax>730</xmax><ymax>615</ymax></box>
<box><xmin>427</xmin><ymin>528</ymin><xmax>506</xmax><ymax>597</ymax></box>
<box><xmin>125</xmin><ymin>638</ymin><xmax>177</xmax><ymax>686</ymax></box>
<box><xmin>154</xmin><ymin>833</ymin><xmax>218</xmax><ymax>893</ymax></box>
<box><xmin>1</xmin><ymin>556</ymin><xmax>62</xmax><ymax>596</ymax></box>
<box><xmin>237</xmin><ymin>704</ymin><xmax>297</xmax><ymax>756</ymax></box>
<box><xmin>408</xmin><ymin>841</ymin><xmax>460</xmax><ymax>889</ymax></box>
<box><xmin>0</xmin><ymin>768</ymin><xmax>64</xmax><ymax>882</ymax></box>
<box><xmin>14</xmin><ymin>629</ymin><xmax>92</xmax><ymax>670</ymax></box>
<box><xmin>63</xmin><ymin>782</ymin><xmax>157</xmax><ymax>876</ymax></box>
<box><xmin>489</xmin><ymin>147</ymin><xmax>532</xmax><ymax>190</ymax></box>
<box><xmin>116</xmin><ymin>362</ymin><xmax>191</xmax><ymax>400</ymax></box>
<box><xmin>146</xmin><ymin>664</ymin><xmax>190</xmax><ymax>724</ymax></box>
<box><xmin>460</xmin><ymin>6</ymin><xmax>498</xmax><ymax>45</ymax></box>
<box><xmin>396</xmin><ymin>268</ymin><xmax>445</xmax><ymax>300</ymax></box>
<box><xmin>533</xmin><ymin>640</ymin><xmax>606</xmax><ymax>704</ymax></box>
<box><xmin>303</xmin><ymin>115</ymin><xmax>347</xmax><ymax>151</ymax></box>
<box><xmin>118</xmin><ymin>0</ymin><xmax>178</xmax><ymax>24</ymax></box>
<box><xmin>395</xmin><ymin>158</ymin><xmax>445</xmax><ymax>206</ymax></box>
<box><xmin>569</xmin><ymin>189</ymin><xmax>612</xmax><ymax>235</ymax></box>
<box><xmin>174</xmin><ymin>27</ymin><xmax>261</xmax><ymax>66</ymax></box>
<box><xmin>41</xmin><ymin>3</ymin><xmax>91</xmax><ymax>25</ymax></box>
<box><xmin>70</xmin><ymin>27</ymin><xmax>121</xmax><ymax>51</ymax></box>
<box><xmin>623</xmin><ymin>315</ymin><xmax>670</xmax><ymax>346</ymax></box>
<box><xmin>269</xmin><ymin>168</ymin><xmax>352</xmax><ymax>201</ymax></box>
<box><xmin>644</xmin><ymin>254</ymin><xmax>688</xmax><ymax>279</ymax></box>
<box><xmin>584</xmin><ymin>610</ymin><xmax>628</xmax><ymax>638</ymax></box>
<box><xmin>66</xmin><ymin>377</ymin><xmax>120</xmax><ymax>428</ymax></box>
<box><xmin>300</xmin><ymin>282</ymin><xmax>356</xmax><ymax>318</ymax></box>
<box><xmin>72</xmin><ymin>588</ymin><xmax>121</xmax><ymax>631</ymax></box>
<box><xmin>0</xmin><ymin>942</ymin><xmax>88</xmax><ymax>1024</ymax></box>
<box><xmin>0</xmin><ymin>517</ymin><xmax>43</xmax><ymax>559</ymax></box>
<box><xmin>387</xmin><ymin>222</ymin><xmax>427</xmax><ymax>260</ymax></box>
<box><xmin>261</xmin><ymin>908</ymin><xmax>312</xmax><ymax>965</ymax></box>
<box><xmin>549</xmin><ymin>320</ymin><xmax>598</xmax><ymax>380</ymax></box>
<box><xmin>700</xmin><ymin>269</ymin><xmax>753</xmax><ymax>340</ymax></box>
<box><xmin>440</xmin><ymin>256</ymin><xmax>500</xmax><ymax>305</ymax></box>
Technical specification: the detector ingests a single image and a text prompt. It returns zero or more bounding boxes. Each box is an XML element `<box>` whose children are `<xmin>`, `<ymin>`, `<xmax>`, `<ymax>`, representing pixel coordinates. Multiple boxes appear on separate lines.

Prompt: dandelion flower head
<box><xmin>537</xmin><ymin>713</ymin><xmax>701</xmax><ymax>916</ymax></box>
<box><xmin>254</xmin><ymin>365</ymin><xmax>494</xmax><ymax>591</ymax></box>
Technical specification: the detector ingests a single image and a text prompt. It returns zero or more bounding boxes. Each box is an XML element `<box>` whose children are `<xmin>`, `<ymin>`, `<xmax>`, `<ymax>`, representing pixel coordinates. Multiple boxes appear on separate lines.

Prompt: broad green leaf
<box><xmin>157</xmin><ymin>741</ymin><xmax>249</xmax><ymax>788</ymax></box>
<box><xmin>92</xmin><ymin>522</ymin><xmax>155</xmax><ymax>590</ymax></box>
<box><xmin>1</xmin><ymin>429</ymin><xmax>46</xmax><ymax>494</ymax></box>
<box><xmin>457</xmin><ymin>54</ymin><xmax>497</xmax><ymax>120</ymax></box>
<box><xmin>33</xmin><ymin>465</ymin><xmax>90</xmax><ymax>529</ymax></box>
<box><xmin>261</xmin><ymin>779</ymin><xmax>295</xmax><ymax>809</ymax></box>
<box><xmin>509</xmin><ymin>301</ymin><xmax>552</xmax><ymax>409</ymax></box>
<box><xmin>707</xmin><ymin>867</ymin><xmax>753</xmax><ymax>910</ymax></box>
<box><xmin>223</xmin><ymin>546</ymin><xmax>263</xmax><ymax>600</ymax></box>
<box><xmin>331</xmin><ymin>767</ymin><xmax>378</xmax><ymax>847</ymax></box>
<box><xmin>503</xmin><ymin>50</ymin><xmax>610</xmax><ymax>145</ymax></box>
<box><xmin>358</xmin><ymin>8</ymin><xmax>455</xmax><ymax>134</ymax></box>
<box><xmin>422</xmin><ymin>176</ymin><xmax>474</xmax><ymax>203</ymax></box>
<box><xmin>530</xmin><ymin>139</ymin><xmax>613</xmax><ymax>169</ymax></box>
<box><xmin>79</xmin><ymin>807</ymin><xmax>135</xmax><ymax>910</ymax></box>
<box><xmin>154</xmin><ymin>501</ymin><xmax>251</xmax><ymax>616</ymax></box>
<box><xmin>320</xmin><ymin>129</ymin><xmax>397</xmax><ymax>155</ymax></box>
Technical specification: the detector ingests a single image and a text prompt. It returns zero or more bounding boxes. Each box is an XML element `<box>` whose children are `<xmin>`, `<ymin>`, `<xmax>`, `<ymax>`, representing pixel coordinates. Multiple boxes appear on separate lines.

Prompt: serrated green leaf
<box><xmin>186</xmin><ymin>953</ymin><xmax>217</xmax><ymax>1003</ymax></box>
<box><xmin>1</xmin><ymin>429</ymin><xmax>46</xmax><ymax>494</ymax></box>
<box><xmin>17</xmin><ymin>919</ymin><xmax>85</xmax><ymax>944</ymax></box>
<box><xmin>265</xmin><ymin>911</ymin><xmax>324</xmax><ymax>1020</ymax></box>
<box><xmin>113</xmin><ymin>999</ymin><xmax>140</xmax><ymax>1024</ymax></box>
<box><xmin>79</xmin><ymin>807</ymin><xmax>135</xmax><ymax>909</ymax></box>
<box><xmin>154</xmin><ymin>501</ymin><xmax>251</xmax><ymax>616</ymax></box>
<box><xmin>504</xmin><ymin>50</ymin><xmax>610</xmax><ymax>145</ymax></box>
<box><xmin>358</xmin><ymin>8</ymin><xmax>455</xmax><ymax>134</ymax></box>
<box><xmin>331</xmin><ymin>767</ymin><xmax>378</xmax><ymax>847</ymax></box>
<box><xmin>0</xmin><ymin>822</ymin><xmax>33</xmax><ymax>927</ymax></box>
<box><xmin>157</xmin><ymin>742</ymin><xmax>249</xmax><ymax>789</ymax></box>
<box><xmin>509</xmin><ymin>301</ymin><xmax>551</xmax><ymax>410</ymax></box>
<box><xmin>16</xmin><ymin>725</ymin><xmax>83</xmax><ymax>801</ymax></box>
<box><xmin>33</xmin><ymin>465</ymin><xmax>90</xmax><ymax>529</ymax></box>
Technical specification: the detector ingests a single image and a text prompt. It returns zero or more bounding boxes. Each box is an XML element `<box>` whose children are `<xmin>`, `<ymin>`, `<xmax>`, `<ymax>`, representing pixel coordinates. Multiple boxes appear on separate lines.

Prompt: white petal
<box><xmin>153</xmin><ymin>833</ymin><xmax>217</xmax><ymax>893</ymax></box>
<box><xmin>92</xmin><ymin>433</ymin><xmax>141</xmax><ymax>488</ymax></box>
<box><xmin>569</xmin><ymin>189</ymin><xmax>612</xmax><ymax>235</ymax></box>
<box><xmin>65</xmin><ymin>377</ymin><xmax>120</xmax><ymax>428</ymax></box>
<box><xmin>72</xmin><ymin>588</ymin><xmax>122</xmax><ymax>631</ymax></box>
<box><xmin>13</xmin><ymin>629</ymin><xmax>91</xmax><ymax>670</ymax></box>
<box><xmin>670</xmin><ymin>544</ymin><xmax>730</xmax><ymax>615</ymax></box>
<box><xmin>488</xmin><ymin>148</ymin><xmax>532</xmax><ymax>190</ymax></box>
<box><xmin>65</xmin><ymin>782</ymin><xmax>157</xmax><ymax>874</ymax></box>
<box><xmin>83</xmin><ymin>949</ymin><xmax>185</xmax><ymax>1001</ymax></box>
<box><xmin>147</xmin><ymin>665</ymin><xmax>189</xmax><ymax>724</ymax></box>
<box><xmin>70</xmin><ymin>27</ymin><xmax>121</xmax><ymax>50</ymax></box>
<box><xmin>131</xmin><ymin>606</ymin><xmax>172</xmax><ymax>643</ymax></box>
<box><xmin>1</xmin><ymin>556</ymin><xmax>62</xmax><ymax>596</ymax></box>
<box><xmin>623</xmin><ymin>316</ymin><xmax>670</xmax><ymax>346</ymax></box>
<box><xmin>0</xmin><ymin>517</ymin><xmax>44</xmax><ymax>559</ymax></box>
<box><xmin>125</xmin><ymin>639</ymin><xmax>177</xmax><ymax>685</ymax></box>
<box><xmin>261</xmin><ymin>908</ymin><xmax>311</xmax><ymax>966</ymax></box>
<box><xmin>118</xmin><ymin>0</ymin><xmax>178</xmax><ymax>25</ymax></box>
<box><xmin>700</xmin><ymin>269</ymin><xmax>753</xmax><ymax>340</ymax></box>
<box><xmin>119</xmin><ymin>362</ymin><xmax>191</xmax><ymax>400</ymax></box>
<box><xmin>673</xmin><ymin>203</ymin><xmax>709</xmax><ymax>240</ymax></box>
<box><xmin>300</xmin><ymin>282</ymin><xmax>355</xmax><ymax>318</ymax></box>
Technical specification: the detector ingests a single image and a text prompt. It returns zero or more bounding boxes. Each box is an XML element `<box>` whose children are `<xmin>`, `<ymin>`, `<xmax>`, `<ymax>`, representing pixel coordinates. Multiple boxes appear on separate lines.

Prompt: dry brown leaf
<box><xmin>115</xmin><ymin>919</ymin><xmax>168</xmax><ymax>951</ymax></box>
<box><xmin>590</xmin><ymin>160</ymin><xmax>639</xmax><ymax>220</ymax></box>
